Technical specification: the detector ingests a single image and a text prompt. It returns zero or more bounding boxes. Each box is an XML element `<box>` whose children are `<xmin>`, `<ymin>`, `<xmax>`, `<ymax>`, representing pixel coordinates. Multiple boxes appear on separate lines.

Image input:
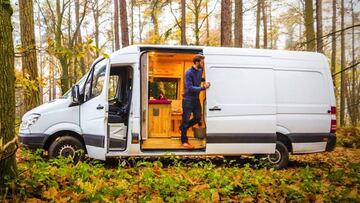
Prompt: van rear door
<box><xmin>203</xmin><ymin>47</ymin><xmax>276</xmax><ymax>154</ymax></box>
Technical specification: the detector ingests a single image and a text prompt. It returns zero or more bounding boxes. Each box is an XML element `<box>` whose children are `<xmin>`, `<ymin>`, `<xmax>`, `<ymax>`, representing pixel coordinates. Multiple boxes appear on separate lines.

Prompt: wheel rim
<box><xmin>267</xmin><ymin>149</ymin><xmax>281</xmax><ymax>164</ymax></box>
<box><xmin>58</xmin><ymin>145</ymin><xmax>76</xmax><ymax>158</ymax></box>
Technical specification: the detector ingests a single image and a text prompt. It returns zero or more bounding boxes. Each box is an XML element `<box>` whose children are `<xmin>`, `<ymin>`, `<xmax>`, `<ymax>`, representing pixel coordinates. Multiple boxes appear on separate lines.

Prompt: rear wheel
<box><xmin>48</xmin><ymin>136</ymin><xmax>85</xmax><ymax>163</ymax></box>
<box><xmin>266</xmin><ymin>141</ymin><xmax>289</xmax><ymax>169</ymax></box>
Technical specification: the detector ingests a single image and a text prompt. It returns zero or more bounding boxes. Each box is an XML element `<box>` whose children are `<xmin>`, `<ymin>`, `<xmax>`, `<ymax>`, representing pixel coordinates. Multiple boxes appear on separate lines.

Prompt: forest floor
<box><xmin>1</xmin><ymin>145</ymin><xmax>359</xmax><ymax>202</ymax></box>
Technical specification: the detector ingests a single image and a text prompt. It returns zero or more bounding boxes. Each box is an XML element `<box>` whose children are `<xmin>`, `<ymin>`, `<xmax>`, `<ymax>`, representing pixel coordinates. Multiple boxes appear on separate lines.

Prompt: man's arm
<box><xmin>185</xmin><ymin>73</ymin><xmax>205</xmax><ymax>92</ymax></box>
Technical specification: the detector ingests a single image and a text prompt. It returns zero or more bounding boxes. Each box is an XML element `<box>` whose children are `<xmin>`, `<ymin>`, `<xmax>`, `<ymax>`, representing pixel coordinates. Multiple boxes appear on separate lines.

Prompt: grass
<box><xmin>1</xmin><ymin>146</ymin><xmax>359</xmax><ymax>202</ymax></box>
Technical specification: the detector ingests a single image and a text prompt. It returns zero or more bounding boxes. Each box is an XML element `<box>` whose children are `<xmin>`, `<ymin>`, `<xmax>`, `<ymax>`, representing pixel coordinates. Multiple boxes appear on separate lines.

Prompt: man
<box><xmin>180</xmin><ymin>54</ymin><xmax>210</xmax><ymax>148</ymax></box>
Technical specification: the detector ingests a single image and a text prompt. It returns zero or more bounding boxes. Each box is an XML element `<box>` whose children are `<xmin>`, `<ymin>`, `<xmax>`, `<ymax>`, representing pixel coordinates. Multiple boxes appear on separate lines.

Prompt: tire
<box><xmin>266</xmin><ymin>141</ymin><xmax>289</xmax><ymax>169</ymax></box>
<box><xmin>48</xmin><ymin>136</ymin><xmax>85</xmax><ymax>163</ymax></box>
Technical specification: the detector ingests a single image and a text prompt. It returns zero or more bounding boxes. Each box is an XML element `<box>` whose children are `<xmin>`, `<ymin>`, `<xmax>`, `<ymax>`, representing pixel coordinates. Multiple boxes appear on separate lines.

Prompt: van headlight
<box><xmin>21</xmin><ymin>114</ymin><xmax>41</xmax><ymax>130</ymax></box>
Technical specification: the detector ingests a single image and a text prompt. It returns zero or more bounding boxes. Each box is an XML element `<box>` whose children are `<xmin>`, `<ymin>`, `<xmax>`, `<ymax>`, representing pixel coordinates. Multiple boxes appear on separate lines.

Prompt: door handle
<box><xmin>209</xmin><ymin>106</ymin><xmax>221</xmax><ymax>111</ymax></box>
<box><xmin>96</xmin><ymin>104</ymin><xmax>104</xmax><ymax>110</ymax></box>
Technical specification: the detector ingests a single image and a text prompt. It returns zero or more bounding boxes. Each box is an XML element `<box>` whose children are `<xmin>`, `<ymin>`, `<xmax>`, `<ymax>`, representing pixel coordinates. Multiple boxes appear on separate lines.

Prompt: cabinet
<box><xmin>148</xmin><ymin>101</ymin><xmax>172</xmax><ymax>137</ymax></box>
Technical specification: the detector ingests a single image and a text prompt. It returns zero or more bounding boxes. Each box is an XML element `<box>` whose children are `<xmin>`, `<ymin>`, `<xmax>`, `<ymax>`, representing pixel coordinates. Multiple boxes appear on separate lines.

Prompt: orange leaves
<box><xmin>3</xmin><ymin>147</ymin><xmax>360</xmax><ymax>202</ymax></box>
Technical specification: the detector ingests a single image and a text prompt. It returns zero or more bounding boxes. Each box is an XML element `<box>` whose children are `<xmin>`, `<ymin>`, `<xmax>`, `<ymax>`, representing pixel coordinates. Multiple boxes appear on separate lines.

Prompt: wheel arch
<box><xmin>276</xmin><ymin>132</ymin><xmax>292</xmax><ymax>153</ymax></box>
<box><xmin>43</xmin><ymin>130</ymin><xmax>86</xmax><ymax>153</ymax></box>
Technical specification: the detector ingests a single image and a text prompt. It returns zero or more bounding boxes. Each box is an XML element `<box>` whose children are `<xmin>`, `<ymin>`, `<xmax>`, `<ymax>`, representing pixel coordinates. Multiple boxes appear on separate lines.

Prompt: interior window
<box><xmin>108</xmin><ymin>75</ymin><xmax>120</xmax><ymax>101</ymax></box>
<box><xmin>84</xmin><ymin>60</ymin><xmax>107</xmax><ymax>101</ymax></box>
<box><xmin>149</xmin><ymin>78</ymin><xmax>178</xmax><ymax>100</ymax></box>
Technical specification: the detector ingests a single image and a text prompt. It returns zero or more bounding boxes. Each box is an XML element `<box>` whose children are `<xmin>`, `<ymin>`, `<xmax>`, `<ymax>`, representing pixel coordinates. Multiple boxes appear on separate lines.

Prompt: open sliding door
<box><xmin>140</xmin><ymin>52</ymin><xmax>149</xmax><ymax>141</ymax></box>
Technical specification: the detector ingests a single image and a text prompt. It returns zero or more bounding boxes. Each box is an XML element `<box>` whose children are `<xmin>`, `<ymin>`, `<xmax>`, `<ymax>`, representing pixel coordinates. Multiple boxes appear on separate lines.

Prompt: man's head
<box><xmin>192</xmin><ymin>54</ymin><xmax>205</xmax><ymax>69</ymax></box>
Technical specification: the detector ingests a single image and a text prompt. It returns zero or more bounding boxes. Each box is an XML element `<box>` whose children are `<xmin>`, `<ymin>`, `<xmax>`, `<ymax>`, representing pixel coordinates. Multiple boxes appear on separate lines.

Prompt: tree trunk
<box><xmin>340</xmin><ymin>0</ymin><xmax>346</xmax><ymax>126</ymax></box>
<box><xmin>131</xmin><ymin>0</ymin><xmax>134</xmax><ymax>45</ymax></box>
<box><xmin>234</xmin><ymin>0</ymin><xmax>243</xmax><ymax>47</ymax></box>
<box><xmin>304</xmin><ymin>0</ymin><xmax>316</xmax><ymax>51</ymax></box>
<box><xmin>75</xmin><ymin>0</ymin><xmax>86</xmax><ymax>76</ymax></box>
<box><xmin>262</xmin><ymin>0</ymin><xmax>267</xmax><ymax>48</ymax></box>
<box><xmin>331</xmin><ymin>0</ymin><xmax>336</xmax><ymax>74</ymax></box>
<box><xmin>119</xmin><ymin>0</ymin><xmax>129</xmax><ymax>47</ymax></box>
<box><xmin>194</xmin><ymin>0</ymin><xmax>200</xmax><ymax>45</ymax></box>
<box><xmin>0</xmin><ymin>1</ymin><xmax>17</xmax><ymax>181</ymax></box>
<box><xmin>114</xmin><ymin>0</ymin><xmax>120</xmax><ymax>50</ymax></box>
<box><xmin>269</xmin><ymin>1</ymin><xmax>273</xmax><ymax>48</ymax></box>
<box><xmin>138</xmin><ymin>4</ymin><xmax>142</xmax><ymax>43</ymax></box>
<box><xmin>181</xmin><ymin>0</ymin><xmax>187</xmax><ymax>45</ymax></box>
<box><xmin>92</xmin><ymin>0</ymin><xmax>100</xmax><ymax>57</ymax></box>
<box><xmin>316</xmin><ymin>0</ymin><xmax>323</xmax><ymax>53</ymax></box>
<box><xmin>151</xmin><ymin>1</ymin><xmax>160</xmax><ymax>44</ymax></box>
<box><xmin>349</xmin><ymin>0</ymin><xmax>357</xmax><ymax>126</ymax></box>
<box><xmin>55</xmin><ymin>0</ymin><xmax>69</xmax><ymax>95</ymax></box>
<box><xmin>255</xmin><ymin>0</ymin><xmax>261</xmax><ymax>48</ymax></box>
<box><xmin>206</xmin><ymin>1</ymin><xmax>210</xmax><ymax>45</ymax></box>
<box><xmin>221</xmin><ymin>0</ymin><xmax>232</xmax><ymax>47</ymax></box>
<box><xmin>19</xmin><ymin>0</ymin><xmax>41</xmax><ymax>112</ymax></box>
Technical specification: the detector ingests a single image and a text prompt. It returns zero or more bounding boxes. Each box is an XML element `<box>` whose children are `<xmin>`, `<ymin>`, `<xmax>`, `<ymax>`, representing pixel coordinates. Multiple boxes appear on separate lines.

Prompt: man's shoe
<box><xmin>182</xmin><ymin>142</ymin><xmax>194</xmax><ymax>148</ymax></box>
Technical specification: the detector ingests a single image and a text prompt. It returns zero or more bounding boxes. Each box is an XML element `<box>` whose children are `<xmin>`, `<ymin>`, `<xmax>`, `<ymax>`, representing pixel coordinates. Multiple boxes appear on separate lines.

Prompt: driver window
<box><xmin>84</xmin><ymin>61</ymin><xmax>107</xmax><ymax>101</ymax></box>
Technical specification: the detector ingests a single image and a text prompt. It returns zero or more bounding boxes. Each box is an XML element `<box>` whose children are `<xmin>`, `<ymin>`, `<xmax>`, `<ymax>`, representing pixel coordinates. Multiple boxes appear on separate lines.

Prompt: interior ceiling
<box><xmin>151</xmin><ymin>52</ymin><xmax>194</xmax><ymax>61</ymax></box>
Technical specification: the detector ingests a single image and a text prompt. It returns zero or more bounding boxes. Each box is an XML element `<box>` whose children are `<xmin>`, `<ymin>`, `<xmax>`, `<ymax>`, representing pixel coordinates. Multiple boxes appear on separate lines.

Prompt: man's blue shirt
<box><xmin>183</xmin><ymin>67</ymin><xmax>204</xmax><ymax>101</ymax></box>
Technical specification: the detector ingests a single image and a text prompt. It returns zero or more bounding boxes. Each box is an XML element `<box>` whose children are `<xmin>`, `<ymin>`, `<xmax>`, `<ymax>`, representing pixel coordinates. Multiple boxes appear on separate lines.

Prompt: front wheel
<box><xmin>48</xmin><ymin>136</ymin><xmax>85</xmax><ymax>163</ymax></box>
<box><xmin>266</xmin><ymin>141</ymin><xmax>289</xmax><ymax>169</ymax></box>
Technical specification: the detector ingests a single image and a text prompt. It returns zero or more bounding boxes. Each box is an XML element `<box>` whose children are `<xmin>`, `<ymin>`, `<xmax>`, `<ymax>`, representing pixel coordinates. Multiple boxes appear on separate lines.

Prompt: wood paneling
<box><xmin>148</xmin><ymin>103</ymin><xmax>172</xmax><ymax>137</ymax></box>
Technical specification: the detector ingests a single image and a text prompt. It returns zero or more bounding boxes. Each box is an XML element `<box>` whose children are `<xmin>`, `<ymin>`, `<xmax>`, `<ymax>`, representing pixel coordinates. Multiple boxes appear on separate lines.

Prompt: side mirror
<box><xmin>71</xmin><ymin>85</ymin><xmax>80</xmax><ymax>105</ymax></box>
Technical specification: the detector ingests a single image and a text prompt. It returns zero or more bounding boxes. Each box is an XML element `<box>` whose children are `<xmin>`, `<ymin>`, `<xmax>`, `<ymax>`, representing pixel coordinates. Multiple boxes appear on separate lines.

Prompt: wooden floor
<box><xmin>141</xmin><ymin>138</ymin><xmax>206</xmax><ymax>150</ymax></box>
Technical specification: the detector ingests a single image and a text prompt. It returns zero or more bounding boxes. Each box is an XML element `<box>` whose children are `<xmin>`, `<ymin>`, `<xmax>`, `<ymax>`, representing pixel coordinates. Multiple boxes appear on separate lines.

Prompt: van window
<box><xmin>149</xmin><ymin>78</ymin><xmax>178</xmax><ymax>100</ymax></box>
<box><xmin>108</xmin><ymin>75</ymin><xmax>120</xmax><ymax>100</ymax></box>
<box><xmin>84</xmin><ymin>60</ymin><xmax>107</xmax><ymax>101</ymax></box>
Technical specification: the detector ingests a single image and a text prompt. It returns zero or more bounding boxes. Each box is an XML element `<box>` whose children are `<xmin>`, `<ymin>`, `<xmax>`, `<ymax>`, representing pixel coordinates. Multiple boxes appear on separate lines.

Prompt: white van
<box><xmin>19</xmin><ymin>45</ymin><xmax>336</xmax><ymax>168</ymax></box>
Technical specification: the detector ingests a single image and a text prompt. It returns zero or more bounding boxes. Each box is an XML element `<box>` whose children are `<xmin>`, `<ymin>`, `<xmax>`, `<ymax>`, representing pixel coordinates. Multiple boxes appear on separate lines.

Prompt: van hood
<box><xmin>23</xmin><ymin>99</ymin><xmax>71</xmax><ymax>120</ymax></box>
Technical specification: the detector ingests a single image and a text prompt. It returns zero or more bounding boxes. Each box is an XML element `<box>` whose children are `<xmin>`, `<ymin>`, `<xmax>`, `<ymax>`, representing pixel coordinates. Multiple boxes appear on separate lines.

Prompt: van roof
<box><xmin>110</xmin><ymin>44</ymin><xmax>326</xmax><ymax>63</ymax></box>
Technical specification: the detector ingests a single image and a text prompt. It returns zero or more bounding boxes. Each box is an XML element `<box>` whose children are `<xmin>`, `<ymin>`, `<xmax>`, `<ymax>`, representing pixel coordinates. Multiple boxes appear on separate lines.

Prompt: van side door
<box><xmin>80</xmin><ymin>59</ymin><xmax>109</xmax><ymax>160</ymax></box>
<box><xmin>204</xmin><ymin>48</ymin><xmax>276</xmax><ymax>154</ymax></box>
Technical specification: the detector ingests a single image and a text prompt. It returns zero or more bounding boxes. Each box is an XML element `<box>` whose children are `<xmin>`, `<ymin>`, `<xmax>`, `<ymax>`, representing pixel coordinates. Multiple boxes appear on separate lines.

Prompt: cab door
<box><xmin>204</xmin><ymin>47</ymin><xmax>276</xmax><ymax>154</ymax></box>
<box><xmin>80</xmin><ymin>59</ymin><xmax>110</xmax><ymax>160</ymax></box>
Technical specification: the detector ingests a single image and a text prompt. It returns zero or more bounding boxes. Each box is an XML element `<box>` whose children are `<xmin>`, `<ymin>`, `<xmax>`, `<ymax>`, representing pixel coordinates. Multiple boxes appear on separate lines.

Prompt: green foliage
<box><xmin>1</xmin><ymin>147</ymin><xmax>359</xmax><ymax>202</ymax></box>
<box><xmin>337</xmin><ymin>127</ymin><xmax>360</xmax><ymax>149</ymax></box>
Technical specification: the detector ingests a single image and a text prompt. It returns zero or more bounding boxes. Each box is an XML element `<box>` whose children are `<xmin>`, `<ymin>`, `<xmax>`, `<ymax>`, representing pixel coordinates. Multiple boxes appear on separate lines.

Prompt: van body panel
<box><xmin>43</xmin><ymin>122</ymin><xmax>82</xmax><ymax>136</ymax></box>
<box><xmin>204</xmin><ymin>47</ymin><xmax>276</xmax><ymax>154</ymax></box>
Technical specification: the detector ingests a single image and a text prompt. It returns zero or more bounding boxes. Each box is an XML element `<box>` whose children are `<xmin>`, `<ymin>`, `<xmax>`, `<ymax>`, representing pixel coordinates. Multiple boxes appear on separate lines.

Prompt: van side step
<box><xmin>142</xmin><ymin>138</ymin><xmax>205</xmax><ymax>150</ymax></box>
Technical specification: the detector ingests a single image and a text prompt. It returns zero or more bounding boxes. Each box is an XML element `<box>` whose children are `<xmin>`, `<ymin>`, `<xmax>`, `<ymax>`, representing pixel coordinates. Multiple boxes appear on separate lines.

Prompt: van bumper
<box><xmin>326</xmin><ymin>133</ymin><xmax>336</xmax><ymax>152</ymax></box>
<box><xmin>18</xmin><ymin>133</ymin><xmax>46</xmax><ymax>150</ymax></box>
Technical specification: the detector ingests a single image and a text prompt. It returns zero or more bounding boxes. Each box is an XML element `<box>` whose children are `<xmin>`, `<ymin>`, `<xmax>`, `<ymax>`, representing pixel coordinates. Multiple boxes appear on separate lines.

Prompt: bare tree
<box><xmin>340</xmin><ymin>0</ymin><xmax>346</xmax><ymax>126</ymax></box>
<box><xmin>187</xmin><ymin>0</ymin><xmax>217</xmax><ymax>45</ymax></box>
<box><xmin>19</xmin><ymin>0</ymin><xmax>41</xmax><ymax>111</ymax></box>
<box><xmin>114</xmin><ymin>0</ymin><xmax>120</xmax><ymax>50</ymax></box>
<box><xmin>316</xmin><ymin>0</ymin><xmax>323</xmax><ymax>53</ymax></box>
<box><xmin>304</xmin><ymin>0</ymin><xmax>315</xmax><ymax>51</ymax></box>
<box><xmin>119</xmin><ymin>0</ymin><xmax>129</xmax><ymax>47</ymax></box>
<box><xmin>255</xmin><ymin>0</ymin><xmax>261</xmax><ymax>48</ymax></box>
<box><xmin>262</xmin><ymin>0</ymin><xmax>267</xmax><ymax>48</ymax></box>
<box><xmin>181</xmin><ymin>0</ymin><xmax>187</xmax><ymax>45</ymax></box>
<box><xmin>234</xmin><ymin>0</ymin><xmax>243</xmax><ymax>47</ymax></box>
<box><xmin>221</xmin><ymin>0</ymin><xmax>232</xmax><ymax>47</ymax></box>
<box><xmin>331</xmin><ymin>0</ymin><xmax>336</xmax><ymax>74</ymax></box>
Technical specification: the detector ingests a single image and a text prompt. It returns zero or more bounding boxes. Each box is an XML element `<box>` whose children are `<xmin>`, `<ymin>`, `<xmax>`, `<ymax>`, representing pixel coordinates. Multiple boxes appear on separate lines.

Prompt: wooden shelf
<box><xmin>141</xmin><ymin>138</ymin><xmax>205</xmax><ymax>150</ymax></box>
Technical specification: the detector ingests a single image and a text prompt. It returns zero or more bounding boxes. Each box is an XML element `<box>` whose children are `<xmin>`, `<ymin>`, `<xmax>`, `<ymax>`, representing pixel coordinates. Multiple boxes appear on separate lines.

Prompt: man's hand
<box><xmin>204</xmin><ymin>82</ymin><xmax>210</xmax><ymax>89</ymax></box>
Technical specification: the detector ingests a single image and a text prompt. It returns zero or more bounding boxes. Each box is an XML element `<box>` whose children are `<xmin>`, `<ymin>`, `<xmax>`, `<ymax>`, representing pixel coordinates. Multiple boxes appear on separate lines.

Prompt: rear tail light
<box><xmin>330</xmin><ymin>106</ymin><xmax>336</xmax><ymax>133</ymax></box>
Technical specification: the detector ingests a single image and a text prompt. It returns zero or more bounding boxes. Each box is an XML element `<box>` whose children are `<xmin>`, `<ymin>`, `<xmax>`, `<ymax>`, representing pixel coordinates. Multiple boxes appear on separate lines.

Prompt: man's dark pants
<box><xmin>180</xmin><ymin>99</ymin><xmax>201</xmax><ymax>143</ymax></box>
